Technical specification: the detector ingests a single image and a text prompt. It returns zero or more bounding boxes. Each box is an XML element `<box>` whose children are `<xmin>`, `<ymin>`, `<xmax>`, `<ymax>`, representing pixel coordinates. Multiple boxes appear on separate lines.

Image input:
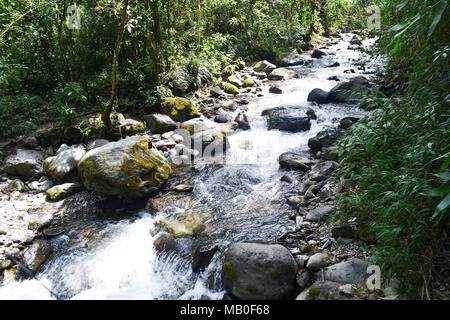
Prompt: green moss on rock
<box><xmin>162</xmin><ymin>97</ymin><xmax>199</xmax><ymax>122</ymax></box>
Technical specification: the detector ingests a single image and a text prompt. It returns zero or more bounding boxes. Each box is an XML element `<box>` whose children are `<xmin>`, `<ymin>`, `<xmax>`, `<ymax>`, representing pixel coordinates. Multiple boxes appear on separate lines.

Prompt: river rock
<box><xmin>307</xmin><ymin>88</ymin><xmax>330</xmax><ymax>104</ymax></box>
<box><xmin>329</xmin><ymin>77</ymin><xmax>370</xmax><ymax>103</ymax></box>
<box><xmin>144</xmin><ymin>113</ymin><xmax>178</xmax><ymax>134</ymax></box>
<box><xmin>153</xmin><ymin>234</ymin><xmax>176</xmax><ymax>252</ymax></box>
<box><xmin>313</xmin><ymin>258</ymin><xmax>369</xmax><ymax>287</ymax></box>
<box><xmin>210</xmin><ymin>87</ymin><xmax>226</xmax><ymax>98</ymax></box>
<box><xmin>46</xmin><ymin>182</ymin><xmax>83</xmax><ymax>201</ymax></box>
<box><xmin>296</xmin><ymin>281</ymin><xmax>352</xmax><ymax>300</ymax></box>
<box><xmin>279</xmin><ymin>51</ymin><xmax>309</xmax><ymax>67</ymax></box>
<box><xmin>234</xmin><ymin>113</ymin><xmax>250</xmax><ymax>130</ymax></box>
<box><xmin>162</xmin><ymin>97</ymin><xmax>200</xmax><ymax>122</ymax></box>
<box><xmin>306</xmin><ymin>205</ymin><xmax>334</xmax><ymax>222</ymax></box>
<box><xmin>45</xmin><ymin>145</ymin><xmax>85</xmax><ymax>181</ymax></box>
<box><xmin>192</xmin><ymin>245</ymin><xmax>219</xmax><ymax>273</ymax></box>
<box><xmin>308</xmin><ymin>127</ymin><xmax>340</xmax><ymax>152</ymax></box>
<box><xmin>3</xmin><ymin>149</ymin><xmax>44</xmax><ymax>178</ymax></box>
<box><xmin>171</xmin><ymin>184</ymin><xmax>194</xmax><ymax>192</ymax></box>
<box><xmin>227</xmin><ymin>75</ymin><xmax>243</xmax><ymax>88</ymax></box>
<box><xmin>279</xmin><ymin>152</ymin><xmax>315</xmax><ymax>172</ymax></box>
<box><xmin>21</xmin><ymin>239</ymin><xmax>53</xmax><ymax>274</ymax></box>
<box><xmin>224</xmin><ymin>82</ymin><xmax>239</xmax><ymax>94</ymax></box>
<box><xmin>153</xmin><ymin>211</ymin><xmax>211</xmax><ymax>237</ymax></box>
<box><xmin>222</xmin><ymin>242</ymin><xmax>298</xmax><ymax>300</ymax></box>
<box><xmin>253</xmin><ymin>60</ymin><xmax>276</xmax><ymax>74</ymax></box>
<box><xmin>221</xmin><ymin>65</ymin><xmax>235</xmax><ymax>80</ymax></box>
<box><xmin>262</xmin><ymin>106</ymin><xmax>313</xmax><ymax>132</ymax></box>
<box><xmin>269</xmin><ymin>85</ymin><xmax>283</xmax><ymax>94</ymax></box>
<box><xmin>119</xmin><ymin>119</ymin><xmax>146</xmax><ymax>137</ymax></box>
<box><xmin>311</xmin><ymin>49</ymin><xmax>327</xmax><ymax>59</ymax></box>
<box><xmin>77</xmin><ymin>136</ymin><xmax>172</xmax><ymax>198</ymax></box>
<box><xmin>306</xmin><ymin>253</ymin><xmax>331</xmax><ymax>271</ymax></box>
<box><xmin>268</xmin><ymin>68</ymin><xmax>295</xmax><ymax>81</ymax></box>
<box><xmin>148</xmin><ymin>194</ymin><xmax>194</xmax><ymax>212</ymax></box>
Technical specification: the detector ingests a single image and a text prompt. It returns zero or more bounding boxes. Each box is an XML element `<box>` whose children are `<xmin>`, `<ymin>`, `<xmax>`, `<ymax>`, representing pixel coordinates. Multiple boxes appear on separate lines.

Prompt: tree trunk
<box><xmin>101</xmin><ymin>0</ymin><xmax>129</xmax><ymax>136</ymax></box>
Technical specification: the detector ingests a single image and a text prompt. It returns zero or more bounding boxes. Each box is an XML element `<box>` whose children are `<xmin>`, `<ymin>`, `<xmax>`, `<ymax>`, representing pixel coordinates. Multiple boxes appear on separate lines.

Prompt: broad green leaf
<box><xmin>428</xmin><ymin>0</ymin><xmax>447</xmax><ymax>39</ymax></box>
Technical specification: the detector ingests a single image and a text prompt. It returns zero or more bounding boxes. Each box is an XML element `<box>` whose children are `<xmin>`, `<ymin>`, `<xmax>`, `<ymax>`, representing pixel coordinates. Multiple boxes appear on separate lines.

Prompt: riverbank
<box><xmin>0</xmin><ymin>29</ymin><xmax>406</xmax><ymax>300</ymax></box>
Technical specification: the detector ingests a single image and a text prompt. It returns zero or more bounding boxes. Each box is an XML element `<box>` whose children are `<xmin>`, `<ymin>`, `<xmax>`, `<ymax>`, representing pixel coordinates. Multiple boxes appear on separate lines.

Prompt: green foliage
<box><xmin>337</xmin><ymin>0</ymin><xmax>449</xmax><ymax>296</ymax></box>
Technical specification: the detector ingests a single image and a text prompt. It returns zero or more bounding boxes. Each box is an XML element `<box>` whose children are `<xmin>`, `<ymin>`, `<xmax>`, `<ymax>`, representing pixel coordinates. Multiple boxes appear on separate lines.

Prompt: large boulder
<box><xmin>77</xmin><ymin>136</ymin><xmax>172</xmax><ymax>198</ymax></box>
<box><xmin>222</xmin><ymin>242</ymin><xmax>298</xmax><ymax>300</ymax></box>
<box><xmin>21</xmin><ymin>240</ymin><xmax>53</xmax><ymax>274</ymax></box>
<box><xmin>253</xmin><ymin>60</ymin><xmax>277</xmax><ymax>74</ymax></box>
<box><xmin>313</xmin><ymin>258</ymin><xmax>369</xmax><ymax>287</ymax></box>
<box><xmin>45</xmin><ymin>145</ymin><xmax>85</xmax><ymax>181</ymax></box>
<box><xmin>3</xmin><ymin>149</ymin><xmax>44</xmax><ymax>178</ymax></box>
<box><xmin>262</xmin><ymin>106</ymin><xmax>314</xmax><ymax>132</ymax></box>
<box><xmin>162</xmin><ymin>97</ymin><xmax>200</xmax><ymax>122</ymax></box>
<box><xmin>223</xmin><ymin>82</ymin><xmax>239</xmax><ymax>94</ymax></box>
<box><xmin>143</xmin><ymin>113</ymin><xmax>178</xmax><ymax>134</ymax></box>
<box><xmin>329</xmin><ymin>76</ymin><xmax>370</xmax><ymax>103</ymax></box>
<box><xmin>307</xmin><ymin>88</ymin><xmax>330</xmax><ymax>104</ymax></box>
<box><xmin>279</xmin><ymin>152</ymin><xmax>315</xmax><ymax>172</ymax></box>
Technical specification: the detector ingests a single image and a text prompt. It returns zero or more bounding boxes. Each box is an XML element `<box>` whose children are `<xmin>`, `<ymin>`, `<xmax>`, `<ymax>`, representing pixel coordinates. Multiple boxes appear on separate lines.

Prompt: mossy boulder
<box><xmin>77</xmin><ymin>135</ymin><xmax>172</xmax><ymax>198</ymax></box>
<box><xmin>162</xmin><ymin>97</ymin><xmax>200</xmax><ymax>122</ymax></box>
<box><xmin>227</xmin><ymin>75</ymin><xmax>243</xmax><ymax>88</ymax></box>
<box><xmin>222</xmin><ymin>242</ymin><xmax>298</xmax><ymax>300</ymax></box>
<box><xmin>119</xmin><ymin>119</ymin><xmax>146</xmax><ymax>137</ymax></box>
<box><xmin>153</xmin><ymin>211</ymin><xmax>211</xmax><ymax>237</ymax></box>
<box><xmin>224</xmin><ymin>82</ymin><xmax>239</xmax><ymax>94</ymax></box>
<box><xmin>243</xmin><ymin>79</ymin><xmax>255</xmax><ymax>87</ymax></box>
<box><xmin>221</xmin><ymin>65</ymin><xmax>235</xmax><ymax>80</ymax></box>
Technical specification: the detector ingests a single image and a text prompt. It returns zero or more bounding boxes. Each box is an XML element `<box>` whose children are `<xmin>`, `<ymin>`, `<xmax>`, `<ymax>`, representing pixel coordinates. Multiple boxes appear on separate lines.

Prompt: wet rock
<box><xmin>148</xmin><ymin>194</ymin><xmax>194</xmax><ymax>212</ymax></box>
<box><xmin>234</xmin><ymin>113</ymin><xmax>250</xmax><ymax>131</ymax></box>
<box><xmin>45</xmin><ymin>145</ymin><xmax>86</xmax><ymax>181</ymax></box>
<box><xmin>243</xmin><ymin>79</ymin><xmax>255</xmax><ymax>87</ymax></box>
<box><xmin>279</xmin><ymin>152</ymin><xmax>315</xmax><ymax>172</ymax></box>
<box><xmin>321</xmin><ymin>146</ymin><xmax>339</xmax><ymax>162</ymax></box>
<box><xmin>326</xmin><ymin>62</ymin><xmax>340</xmax><ymax>68</ymax></box>
<box><xmin>171</xmin><ymin>184</ymin><xmax>194</xmax><ymax>192</ymax></box>
<box><xmin>46</xmin><ymin>182</ymin><xmax>83</xmax><ymax>201</ymax></box>
<box><xmin>339</xmin><ymin>117</ymin><xmax>360</xmax><ymax>129</ymax></box>
<box><xmin>162</xmin><ymin>97</ymin><xmax>200</xmax><ymax>122</ymax></box>
<box><xmin>306</xmin><ymin>253</ymin><xmax>331</xmax><ymax>271</ymax></box>
<box><xmin>280</xmin><ymin>174</ymin><xmax>294</xmax><ymax>184</ymax></box>
<box><xmin>328</xmin><ymin>76</ymin><xmax>340</xmax><ymax>81</ymax></box>
<box><xmin>307</xmin><ymin>88</ymin><xmax>330</xmax><ymax>104</ymax></box>
<box><xmin>144</xmin><ymin>113</ymin><xmax>178</xmax><ymax>134</ymax></box>
<box><xmin>153</xmin><ymin>234</ymin><xmax>176</xmax><ymax>252</ymax></box>
<box><xmin>214</xmin><ymin>109</ymin><xmax>232</xmax><ymax>124</ymax></box>
<box><xmin>313</xmin><ymin>258</ymin><xmax>369</xmax><ymax>287</ymax></box>
<box><xmin>22</xmin><ymin>136</ymin><xmax>39</xmax><ymax>149</ymax></box>
<box><xmin>21</xmin><ymin>239</ymin><xmax>53</xmax><ymax>274</ymax></box>
<box><xmin>311</xmin><ymin>49</ymin><xmax>327</xmax><ymax>59</ymax></box>
<box><xmin>306</xmin><ymin>205</ymin><xmax>333</xmax><ymax>222</ymax></box>
<box><xmin>0</xmin><ymin>259</ymin><xmax>13</xmax><ymax>270</ymax></box>
<box><xmin>78</xmin><ymin>136</ymin><xmax>172</xmax><ymax>198</ymax></box>
<box><xmin>269</xmin><ymin>85</ymin><xmax>283</xmax><ymax>94</ymax></box>
<box><xmin>192</xmin><ymin>245</ymin><xmax>219</xmax><ymax>273</ymax></box>
<box><xmin>279</xmin><ymin>51</ymin><xmax>309</xmax><ymax>67</ymax></box>
<box><xmin>222</xmin><ymin>242</ymin><xmax>298</xmax><ymax>300</ymax></box>
<box><xmin>262</xmin><ymin>106</ymin><xmax>312</xmax><ymax>132</ymax></box>
<box><xmin>329</xmin><ymin>77</ymin><xmax>370</xmax><ymax>103</ymax></box>
<box><xmin>308</xmin><ymin>127</ymin><xmax>340</xmax><ymax>152</ymax></box>
<box><xmin>251</xmin><ymin>71</ymin><xmax>267</xmax><ymax>79</ymax></box>
<box><xmin>268</xmin><ymin>68</ymin><xmax>295</xmax><ymax>81</ymax></box>
<box><xmin>3</xmin><ymin>149</ymin><xmax>44</xmax><ymax>178</ymax></box>
<box><xmin>253</xmin><ymin>60</ymin><xmax>277</xmax><ymax>74</ymax></box>
<box><xmin>153</xmin><ymin>211</ymin><xmax>211</xmax><ymax>237</ymax></box>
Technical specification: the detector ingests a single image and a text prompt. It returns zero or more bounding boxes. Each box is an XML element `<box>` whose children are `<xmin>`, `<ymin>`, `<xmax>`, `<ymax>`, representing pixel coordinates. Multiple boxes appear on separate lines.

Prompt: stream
<box><xmin>0</xmin><ymin>33</ymin><xmax>383</xmax><ymax>300</ymax></box>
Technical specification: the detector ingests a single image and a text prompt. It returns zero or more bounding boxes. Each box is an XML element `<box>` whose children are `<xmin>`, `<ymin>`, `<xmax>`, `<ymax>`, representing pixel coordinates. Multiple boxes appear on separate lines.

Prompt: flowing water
<box><xmin>0</xmin><ymin>33</ymin><xmax>383</xmax><ymax>300</ymax></box>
